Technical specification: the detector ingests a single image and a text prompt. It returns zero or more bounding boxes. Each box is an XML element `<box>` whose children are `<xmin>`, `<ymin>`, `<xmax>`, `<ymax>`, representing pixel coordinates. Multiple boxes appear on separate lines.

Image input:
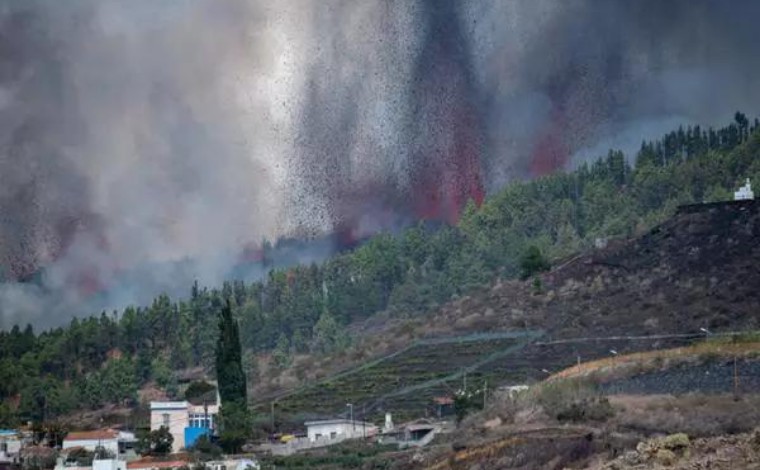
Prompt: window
<box><xmin>330</xmin><ymin>432</ymin><xmax>337</xmax><ymax>439</ymax></box>
<box><xmin>315</xmin><ymin>433</ymin><xmax>322</xmax><ymax>440</ymax></box>
<box><xmin>162</xmin><ymin>413</ymin><xmax>170</xmax><ymax>427</ymax></box>
<box><xmin>0</xmin><ymin>442</ymin><xmax>7</xmax><ymax>453</ymax></box>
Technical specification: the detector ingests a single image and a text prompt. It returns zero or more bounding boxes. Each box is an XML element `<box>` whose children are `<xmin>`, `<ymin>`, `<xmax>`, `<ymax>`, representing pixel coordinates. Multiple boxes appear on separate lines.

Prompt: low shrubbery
<box><xmin>534</xmin><ymin>380</ymin><xmax>615</xmax><ymax>423</ymax></box>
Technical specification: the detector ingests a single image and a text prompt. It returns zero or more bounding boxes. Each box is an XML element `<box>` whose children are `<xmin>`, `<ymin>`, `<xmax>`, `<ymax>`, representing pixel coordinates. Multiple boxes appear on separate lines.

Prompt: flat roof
<box><xmin>65</xmin><ymin>430</ymin><xmax>119</xmax><ymax>441</ymax></box>
<box><xmin>304</xmin><ymin>419</ymin><xmax>376</xmax><ymax>427</ymax></box>
<box><xmin>150</xmin><ymin>401</ymin><xmax>189</xmax><ymax>410</ymax></box>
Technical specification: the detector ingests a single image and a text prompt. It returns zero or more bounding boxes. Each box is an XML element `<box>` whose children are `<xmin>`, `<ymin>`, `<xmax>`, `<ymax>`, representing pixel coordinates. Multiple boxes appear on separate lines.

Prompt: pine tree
<box><xmin>271</xmin><ymin>333</ymin><xmax>292</xmax><ymax>369</ymax></box>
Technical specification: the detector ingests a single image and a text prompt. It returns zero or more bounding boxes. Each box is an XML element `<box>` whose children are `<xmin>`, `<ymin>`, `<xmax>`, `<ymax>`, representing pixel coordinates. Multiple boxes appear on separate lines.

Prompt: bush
<box><xmin>189</xmin><ymin>435</ymin><xmax>223</xmax><ymax>460</ymax></box>
<box><xmin>520</xmin><ymin>246</ymin><xmax>551</xmax><ymax>280</ymax></box>
<box><xmin>185</xmin><ymin>381</ymin><xmax>217</xmax><ymax>403</ymax></box>
<box><xmin>535</xmin><ymin>380</ymin><xmax>614</xmax><ymax>423</ymax></box>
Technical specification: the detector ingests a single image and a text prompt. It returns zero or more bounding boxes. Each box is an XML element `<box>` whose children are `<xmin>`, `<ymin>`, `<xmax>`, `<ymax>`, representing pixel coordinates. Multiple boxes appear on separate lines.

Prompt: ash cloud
<box><xmin>2</xmin><ymin>0</ymin><xmax>760</xmax><ymax>328</ymax></box>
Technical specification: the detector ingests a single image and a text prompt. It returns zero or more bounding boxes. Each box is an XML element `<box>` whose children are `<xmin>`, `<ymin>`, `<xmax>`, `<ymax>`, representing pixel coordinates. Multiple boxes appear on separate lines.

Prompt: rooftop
<box><xmin>149</xmin><ymin>401</ymin><xmax>189</xmax><ymax>410</ymax></box>
<box><xmin>126</xmin><ymin>461</ymin><xmax>188</xmax><ymax>470</ymax></box>
<box><xmin>126</xmin><ymin>454</ymin><xmax>192</xmax><ymax>470</ymax></box>
<box><xmin>304</xmin><ymin>419</ymin><xmax>376</xmax><ymax>428</ymax></box>
<box><xmin>65</xmin><ymin>430</ymin><xmax>119</xmax><ymax>441</ymax></box>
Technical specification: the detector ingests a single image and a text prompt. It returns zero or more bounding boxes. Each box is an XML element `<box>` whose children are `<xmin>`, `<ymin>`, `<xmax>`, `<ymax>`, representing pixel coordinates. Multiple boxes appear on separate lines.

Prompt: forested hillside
<box><xmin>1</xmin><ymin>113</ymin><xmax>759</xmax><ymax>427</ymax></box>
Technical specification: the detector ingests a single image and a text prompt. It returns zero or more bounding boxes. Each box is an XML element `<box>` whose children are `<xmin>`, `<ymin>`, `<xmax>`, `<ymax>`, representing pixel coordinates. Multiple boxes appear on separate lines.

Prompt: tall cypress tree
<box><xmin>215</xmin><ymin>301</ymin><xmax>247</xmax><ymax>405</ymax></box>
<box><xmin>215</xmin><ymin>301</ymin><xmax>251</xmax><ymax>453</ymax></box>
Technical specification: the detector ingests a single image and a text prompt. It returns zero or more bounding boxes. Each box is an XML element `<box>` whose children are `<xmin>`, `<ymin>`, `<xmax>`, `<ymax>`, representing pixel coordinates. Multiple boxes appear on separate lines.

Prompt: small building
<box><xmin>304</xmin><ymin>419</ymin><xmax>378</xmax><ymax>443</ymax></box>
<box><xmin>150</xmin><ymin>395</ymin><xmax>219</xmax><ymax>453</ymax></box>
<box><xmin>377</xmin><ymin>419</ymin><xmax>442</xmax><ymax>449</ymax></box>
<box><xmin>62</xmin><ymin>430</ymin><xmax>136</xmax><ymax>458</ymax></box>
<box><xmin>432</xmin><ymin>397</ymin><xmax>454</xmax><ymax>418</ymax></box>
<box><xmin>55</xmin><ymin>458</ymin><xmax>127</xmax><ymax>470</ymax></box>
<box><xmin>734</xmin><ymin>178</ymin><xmax>754</xmax><ymax>200</ymax></box>
<box><xmin>0</xmin><ymin>430</ymin><xmax>23</xmax><ymax>466</ymax></box>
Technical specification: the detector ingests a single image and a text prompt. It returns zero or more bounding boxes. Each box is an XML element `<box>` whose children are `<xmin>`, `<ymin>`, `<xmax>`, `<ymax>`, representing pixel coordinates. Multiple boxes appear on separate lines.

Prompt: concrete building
<box><xmin>62</xmin><ymin>430</ymin><xmax>136</xmax><ymax>458</ymax></box>
<box><xmin>149</xmin><ymin>396</ymin><xmax>219</xmax><ymax>452</ymax></box>
<box><xmin>304</xmin><ymin>419</ymin><xmax>377</xmax><ymax>443</ymax></box>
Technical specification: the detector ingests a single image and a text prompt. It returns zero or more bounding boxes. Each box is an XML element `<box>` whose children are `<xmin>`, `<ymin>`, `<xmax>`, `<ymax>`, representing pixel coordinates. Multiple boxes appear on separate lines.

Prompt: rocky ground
<box><xmin>592</xmin><ymin>430</ymin><xmax>760</xmax><ymax>469</ymax></box>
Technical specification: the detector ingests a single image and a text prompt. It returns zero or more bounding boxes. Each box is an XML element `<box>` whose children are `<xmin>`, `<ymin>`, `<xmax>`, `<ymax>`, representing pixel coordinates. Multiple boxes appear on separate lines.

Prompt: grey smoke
<box><xmin>2</xmin><ymin>0</ymin><xmax>760</xmax><ymax>329</ymax></box>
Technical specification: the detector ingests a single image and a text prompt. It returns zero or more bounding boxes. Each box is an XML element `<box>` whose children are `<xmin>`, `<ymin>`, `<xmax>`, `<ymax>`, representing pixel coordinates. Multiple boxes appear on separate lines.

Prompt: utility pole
<box><xmin>271</xmin><ymin>402</ymin><xmax>276</xmax><ymax>433</ymax></box>
<box><xmin>733</xmin><ymin>355</ymin><xmax>739</xmax><ymax>399</ymax></box>
<box><xmin>483</xmin><ymin>380</ymin><xmax>488</xmax><ymax>409</ymax></box>
<box><xmin>347</xmin><ymin>404</ymin><xmax>354</xmax><ymax>436</ymax></box>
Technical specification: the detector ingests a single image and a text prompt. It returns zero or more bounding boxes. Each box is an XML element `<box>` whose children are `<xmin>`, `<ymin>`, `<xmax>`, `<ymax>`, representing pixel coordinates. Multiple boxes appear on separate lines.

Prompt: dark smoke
<box><xmin>2</xmin><ymin>0</ymin><xmax>760</xmax><ymax>328</ymax></box>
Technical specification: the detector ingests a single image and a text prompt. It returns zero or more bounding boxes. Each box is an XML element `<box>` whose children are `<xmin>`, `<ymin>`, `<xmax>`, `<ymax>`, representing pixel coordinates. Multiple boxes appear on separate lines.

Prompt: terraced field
<box><xmin>263</xmin><ymin>332</ymin><xmax>709</xmax><ymax>425</ymax></box>
<box><xmin>268</xmin><ymin>332</ymin><xmax>541</xmax><ymax>422</ymax></box>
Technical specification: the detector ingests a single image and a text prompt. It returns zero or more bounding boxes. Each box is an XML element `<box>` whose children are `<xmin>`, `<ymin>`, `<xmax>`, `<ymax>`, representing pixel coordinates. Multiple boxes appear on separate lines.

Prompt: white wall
<box><xmin>306</xmin><ymin>422</ymin><xmax>376</xmax><ymax>442</ymax></box>
<box><xmin>0</xmin><ymin>438</ymin><xmax>22</xmax><ymax>463</ymax></box>
<box><xmin>93</xmin><ymin>459</ymin><xmax>127</xmax><ymax>470</ymax></box>
<box><xmin>150</xmin><ymin>404</ymin><xmax>189</xmax><ymax>452</ymax></box>
<box><xmin>62</xmin><ymin>438</ymin><xmax>120</xmax><ymax>456</ymax></box>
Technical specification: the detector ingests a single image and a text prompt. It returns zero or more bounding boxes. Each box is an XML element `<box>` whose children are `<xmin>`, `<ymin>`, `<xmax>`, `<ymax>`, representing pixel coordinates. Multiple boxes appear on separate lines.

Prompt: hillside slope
<box><xmin>266</xmin><ymin>200</ymin><xmax>760</xmax><ymax>420</ymax></box>
<box><xmin>426</xmin><ymin>199</ymin><xmax>760</xmax><ymax>340</ymax></box>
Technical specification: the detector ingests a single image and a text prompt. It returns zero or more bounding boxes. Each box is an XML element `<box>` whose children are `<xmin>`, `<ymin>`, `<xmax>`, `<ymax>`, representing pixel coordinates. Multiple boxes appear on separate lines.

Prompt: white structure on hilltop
<box><xmin>734</xmin><ymin>178</ymin><xmax>755</xmax><ymax>200</ymax></box>
<box><xmin>383</xmin><ymin>413</ymin><xmax>394</xmax><ymax>433</ymax></box>
<box><xmin>62</xmin><ymin>430</ymin><xmax>136</xmax><ymax>458</ymax></box>
<box><xmin>304</xmin><ymin>419</ymin><xmax>378</xmax><ymax>443</ymax></box>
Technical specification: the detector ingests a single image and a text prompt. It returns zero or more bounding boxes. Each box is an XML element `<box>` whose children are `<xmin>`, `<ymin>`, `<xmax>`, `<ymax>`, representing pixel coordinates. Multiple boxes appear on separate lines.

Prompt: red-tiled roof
<box><xmin>65</xmin><ymin>429</ymin><xmax>119</xmax><ymax>441</ymax></box>
<box><xmin>127</xmin><ymin>461</ymin><xmax>188</xmax><ymax>470</ymax></box>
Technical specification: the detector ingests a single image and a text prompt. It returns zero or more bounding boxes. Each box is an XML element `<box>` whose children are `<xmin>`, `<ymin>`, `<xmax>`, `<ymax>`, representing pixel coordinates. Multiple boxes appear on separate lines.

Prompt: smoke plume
<box><xmin>1</xmin><ymin>0</ymin><xmax>759</xmax><ymax>328</ymax></box>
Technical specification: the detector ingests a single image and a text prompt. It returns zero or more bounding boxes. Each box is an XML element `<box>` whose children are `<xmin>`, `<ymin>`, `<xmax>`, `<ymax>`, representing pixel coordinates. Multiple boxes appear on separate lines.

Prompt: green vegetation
<box><xmin>261</xmin><ymin>441</ymin><xmax>397</xmax><ymax>469</ymax></box>
<box><xmin>215</xmin><ymin>301</ymin><xmax>251</xmax><ymax>452</ymax></box>
<box><xmin>137</xmin><ymin>426</ymin><xmax>174</xmax><ymax>455</ymax></box>
<box><xmin>519</xmin><ymin>245</ymin><xmax>550</xmax><ymax>280</ymax></box>
<box><xmin>1</xmin><ymin>114</ymin><xmax>759</xmax><ymax>426</ymax></box>
<box><xmin>534</xmin><ymin>380</ymin><xmax>614</xmax><ymax>423</ymax></box>
<box><xmin>271</xmin><ymin>332</ymin><xmax>537</xmax><ymax>422</ymax></box>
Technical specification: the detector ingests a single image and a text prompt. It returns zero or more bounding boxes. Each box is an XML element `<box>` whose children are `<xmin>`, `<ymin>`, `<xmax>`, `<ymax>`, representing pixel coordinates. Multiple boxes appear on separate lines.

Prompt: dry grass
<box><xmin>547</xmin><ymin>339</ymin><xmax>760</xmax><ymax>382</ymax></box>
<box><xmin>609</xmin><ymin>393</ymin><xmax>760</xmax><ymax>437</ymax></box>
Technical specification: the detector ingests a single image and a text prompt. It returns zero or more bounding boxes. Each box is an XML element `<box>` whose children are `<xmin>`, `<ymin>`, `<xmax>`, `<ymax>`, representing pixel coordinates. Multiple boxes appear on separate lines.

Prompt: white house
<box><xmin>734</xmin><ymin>178</ymin><xmax>754</xmax><ymax>200</ymax></box>
<box><xmin>62</xmin><ymin>430</ymin><xmax>136</xmax><ymax>457</ymax></box>
<box><xmin>149</xmin><ymin>397</ymin><xmax>219</xmax><ymax>452</ymax></box>
<box><xmin>304</xmin><ymin>419</ymin><xmax>378</xmax><ymax>443</ymax></box>
<box><xmin>0</xmin><ymin>430</ymin><xmax>23</xmax><ymax>465</ymax></box>
<box><xmin>55</xmin><ymin>458</ymin><xmax>127</xmax><ymax>470</ymax></box>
